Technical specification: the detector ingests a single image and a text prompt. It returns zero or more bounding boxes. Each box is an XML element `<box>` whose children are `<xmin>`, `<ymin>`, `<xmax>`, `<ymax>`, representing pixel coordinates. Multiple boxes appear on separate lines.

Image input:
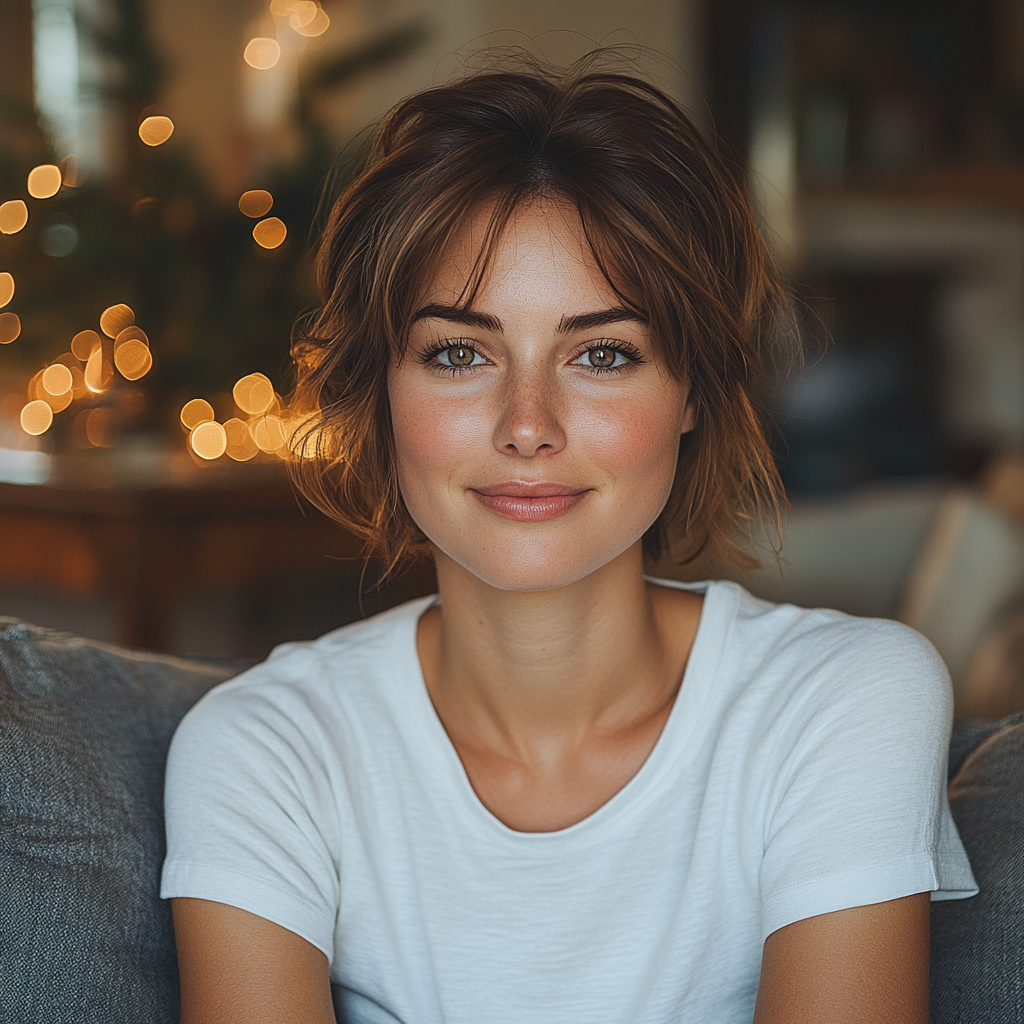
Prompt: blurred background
<box><xmin>1</xmin><ymin>0</ymin><xmax>1022</xmax><ymax>716</ymax></box>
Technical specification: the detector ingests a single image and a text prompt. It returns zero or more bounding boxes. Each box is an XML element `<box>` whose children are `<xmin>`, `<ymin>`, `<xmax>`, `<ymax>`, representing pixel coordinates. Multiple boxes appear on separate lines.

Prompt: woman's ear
<box><xmin>680</xmin><ymin>399</ymin><xmax>696</xmax><ymax>436</ymax></box>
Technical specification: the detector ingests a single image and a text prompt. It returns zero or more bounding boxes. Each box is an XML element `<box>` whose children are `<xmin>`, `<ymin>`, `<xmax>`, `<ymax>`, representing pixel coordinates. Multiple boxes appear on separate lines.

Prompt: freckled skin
<box><xmin>389</xmin><ymin>199</ymin><xmax>694</xmax><ymax>591</ymax></box>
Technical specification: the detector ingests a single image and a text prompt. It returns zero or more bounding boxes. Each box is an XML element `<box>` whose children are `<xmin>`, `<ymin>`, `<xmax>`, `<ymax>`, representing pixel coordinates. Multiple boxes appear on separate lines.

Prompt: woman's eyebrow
<box><xmin>410</xmin><ymin>304</ymin><xmax>647</xmax><ymax>334</ymax></box>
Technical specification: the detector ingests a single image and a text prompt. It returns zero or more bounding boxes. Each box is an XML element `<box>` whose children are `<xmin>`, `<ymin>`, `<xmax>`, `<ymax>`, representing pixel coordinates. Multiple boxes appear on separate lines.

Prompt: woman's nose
<box><xmin>493</xmin><ymin>369</ymin><xmax>567</xmax><ymax>457</ymax></box>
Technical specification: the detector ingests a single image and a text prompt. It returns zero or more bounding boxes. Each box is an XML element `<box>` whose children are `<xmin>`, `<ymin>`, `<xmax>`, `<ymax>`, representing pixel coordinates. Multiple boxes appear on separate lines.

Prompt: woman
<box><xmin>162</xmin><ymin>57</ymin><xmax>976</xmax><ymax>1023</ymax></box>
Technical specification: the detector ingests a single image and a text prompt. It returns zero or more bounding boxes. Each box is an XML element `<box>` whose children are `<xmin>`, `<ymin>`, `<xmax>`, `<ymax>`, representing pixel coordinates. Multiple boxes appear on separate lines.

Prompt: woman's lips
<box><xmin>471</xmin><ymin>482</ymin><xmax>590</xmax><ymax>522</ymax></box>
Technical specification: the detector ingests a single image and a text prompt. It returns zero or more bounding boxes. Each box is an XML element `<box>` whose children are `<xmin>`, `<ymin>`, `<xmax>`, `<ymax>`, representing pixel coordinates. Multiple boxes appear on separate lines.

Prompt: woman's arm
<box><xmin>753</xmin><ymin>892</ymin><xmax>930</xmax><ymax>1024</ymax></box>
<box><xmin>172</xmin><ymin>897</ymin><xmax>336</xmax><ymax>1024</ymax></box>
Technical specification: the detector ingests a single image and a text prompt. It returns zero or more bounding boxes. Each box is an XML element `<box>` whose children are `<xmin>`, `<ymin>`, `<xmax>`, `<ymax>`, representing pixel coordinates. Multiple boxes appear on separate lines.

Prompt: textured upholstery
<box><xmin>931</xmin><ymin>712</ymin><xmax>1024</xmax><ymax>1024</ymax></box>
<box><xmin>0</xmin><ymin>618</ymin><xmax>247</xmax><ymax>1024</ymax></box>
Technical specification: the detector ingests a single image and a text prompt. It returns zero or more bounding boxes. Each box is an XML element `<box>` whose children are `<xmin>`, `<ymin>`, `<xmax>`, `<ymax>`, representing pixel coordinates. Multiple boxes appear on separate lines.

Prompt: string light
<box><xmin>59</xmin><ymin>155</ymin><xmax>83</xmax><ymax>188</ymax></box>
<box><xmin>114</xmin><ymin>339</ymin><xmax>152</xmax><ymax>380</ymax></box>
<box><xmin>84</xmin><ymin>345</ymin><xmax>112</xmax><ymax>393</ymax></box>
<box><xmin>0</xmin><ymin>201</ymin><xmax>28</xmax><ymax>234</ymax></box>
<box><xmin>253</xmin><ymin>217</ymin><xmax>287</xmax><ymax>248</ymax></box>
<box><xmin>244</xmin><ymin>37</ymin><xmax>281</xmax><ymax>69</ymax></box>
<box><xmin>71</xmin><ymin>329</ymin><xmax>100</xmax><ymax>360</ymax></box>
<box><xmin>27</xmin><ymin>164</ymin><xmax>62</xmax><ymax>199</ymax></box>
<box><xmin>0</xmin><ymin>273</ymin><xmax>14</xmax><ymax>307</ymax></box>
<box><xmin>238</xmin><ymin>190</ymin><xmax>273</xmax><ymax>217</ymax></box>
<box><xmin>224</xmin><ymin>417</ymin><xmax>259</xmax><ymax>461</ymax></box>
<box><xmin>190</xmin><ymin>420</ymin><xmax>227</xmax><ymax>459</ymax></box>
<box><xmin>20</xmin><ymin>400</ymin><xmax>53</xmax><ymax>435</ymax></box>
<box><xmin>233</xmin><ymin>372</ymin><xmax>275</xmax><ymax>414</ymax></box>
<box><xmin>100</xmin><ymin>304</ymin><xmax>135</xmax><ymax>338</ymax></box>
<box><xmin>42</xmin><ymin>364</ymin><xmax>73</xmax><ymax>396</ymax></box>
<box><xmin>252</xmin><ymin>414</ymin><xmax>287</xmax><ymax>452</ymax></box>
<box><xmin>292</xmin><ymin>4</ymin><xmax>329</xmax><ymax>36</ymax></box>
<box><xmin>0</xmin><ymin>312</ymin><xmax>20</xmax><ymax>344</ymax></box>
<box><xmin>180</xmin><ymin>398</ymin><xmax>215</xmax><ymax>430</ymax></box>
<box><xmin>139</xmin><ymin>116</ymin><xmax>175</xmax><ymax>147</ymax></box>
<box><xmin>114</xmin><ymin>325</ymin><xmax>148</xmax><ymax>352</ymax></box>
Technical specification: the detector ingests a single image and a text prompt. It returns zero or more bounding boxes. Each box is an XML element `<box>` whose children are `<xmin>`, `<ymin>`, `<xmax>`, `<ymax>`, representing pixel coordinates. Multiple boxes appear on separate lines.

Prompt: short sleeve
<box><xmin>160</xmin><ymin>672</ymin><xmax>340</xmax><ymax>958</ymax></box>
<box><xmin>758</xmin><ymin>620</ymin><xmax>977</xmax><ymax>941</ymax></box>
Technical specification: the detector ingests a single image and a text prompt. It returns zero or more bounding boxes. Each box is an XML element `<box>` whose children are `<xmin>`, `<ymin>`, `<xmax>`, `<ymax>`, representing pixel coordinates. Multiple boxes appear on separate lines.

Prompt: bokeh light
<box><xmin>190</xmin><ymin>420</ymin><xmax>227</xmax><ymax>460</ymax></box>
<box><xmin>244</xmin><ymin>37</ymin><xmax>281</xmax><ymax>70</ymax></box>
<box><xmin>233</xmin><ymin>372</ymin><xmax>275</xmax><ymax>414</ymax></box>
<box><xmin>27</xmin><ymin>164</ymin><xmax>62</xmax><ymax>199</ymax></box>
<box><xmin>114</xmin><ymin>338</ymin><xmax>153</xmax><ymax>380</ymax></box>
<box><xmin>253</xmin><ymin>217</ymin><xmax>287</xmax><ymax>248</ymax></box>
<box><xmin>60</xmin><ymin>155</ymin><xmax>83</xmax><ymax>188</ymax></box>
<box><xmin>0</xmin><ymin>200</ymin><xmax>28</xmax><ymax>234</ymax></box>
<box><xmin>42</xmin><ymin>364</ymin><xmax>73</xmax><ymax>396</ymax></box>
<box><xmin>292</xmin><ymin>5</ymin><xmax>329</xmax><ymax>36</ymax></box>
<box><xmin>0</xmin><ymin>312</ymin><xmax>20</xmax><ymax>344</ymax></box>
<box><xmin>180</xmin><ymin>398</ymin><xmax>215</xmax><ymax>430</ymax></box>
<box><xmin>0</xmin><ymin>273</ymin><xmax>14</xmax><ymax>308</ymax></box>
<box><xmin>71</xmin><ymin>329</ymin><xmax>101</xmax><ymax>360</ymax></box>
<box><xmin>100</xmin><ymin>303</ymin><xmax>135</xmax><ymax>338</ymax></box>
<box><xmin>224</xmin><ymin>417</ymin><xmax>259</xmax><ymax>461</ymax></box>
<box><xmin>252</xmin><ymin>414</ymin><xmax>287</xmax><ymax>452</ymax></box>
<box><xmin>139</xmin><ymin>115</ymin><xmax>175</xmax><ymax>147</ymax></box>
<box><xmin>86</xmin><ymin>408</ymin><xmax>119</xmax><ymax>448</ymax></box>
<box><xmin>20</xmin><ymin>400</ymin><xmax>53</xmax><ymax>435</ymax></box>
<box><xmin>238</xmin><ymin>189</ymin><xmax>273</xmax><ymax>218</ymax></box>
<box><xmin>39</xmin><ymin>222</ymin><xmax>79</xmax><ymax>257</ymax></box>
<box><xmin>114</xmin><ymin>325</ymin><xmax>149</xmax><ymax>351</ymax></box>
<box><xmin>84</xmin><ymin>345</ymin><xmax>112</xmax><ymax>393</ymax></box>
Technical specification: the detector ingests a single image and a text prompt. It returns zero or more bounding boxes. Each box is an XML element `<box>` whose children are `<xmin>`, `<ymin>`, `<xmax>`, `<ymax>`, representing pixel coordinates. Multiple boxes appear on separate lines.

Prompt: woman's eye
<box><xmin>572</xmin><ymin>346</ymin><xmax>630</xmax><ymax>370</ymax></box>
<box><xmin>436</xmin><ymin>344</ymin><xmax>485</xmax><ymax>368</ymax></box>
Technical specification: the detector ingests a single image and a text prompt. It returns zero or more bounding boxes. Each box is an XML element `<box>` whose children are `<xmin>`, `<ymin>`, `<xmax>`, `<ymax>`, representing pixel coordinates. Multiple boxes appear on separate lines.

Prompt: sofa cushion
<box><xmin>0</xmin><ymin>618</ymin><xmax>248</xmax><ymax>1024</ymax></box>
<box><xmin>931</xmin><ymin>712</ymin><xmax>1024</xmax><ymax>1023</ymax></box>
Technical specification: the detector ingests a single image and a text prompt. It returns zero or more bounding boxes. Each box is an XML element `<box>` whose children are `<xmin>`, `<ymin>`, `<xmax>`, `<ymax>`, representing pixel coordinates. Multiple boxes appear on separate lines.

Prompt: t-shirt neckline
<box><xmin>389</xmin><ymin>578</ymin><xmax>736</xmax><ymax>848</ymax></box>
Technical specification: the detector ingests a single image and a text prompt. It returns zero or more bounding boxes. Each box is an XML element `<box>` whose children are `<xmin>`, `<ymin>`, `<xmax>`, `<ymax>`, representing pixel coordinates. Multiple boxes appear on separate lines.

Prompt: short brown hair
<box><xmin>290</xmin><ymin>54</ymin><xmax>793</xmax><ymax>575</ymax></box>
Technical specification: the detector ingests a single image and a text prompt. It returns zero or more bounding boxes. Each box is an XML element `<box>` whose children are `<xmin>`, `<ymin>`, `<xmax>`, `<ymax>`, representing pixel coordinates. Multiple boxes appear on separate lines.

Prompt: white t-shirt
<box><xmin>162</xmin><ymin>579</ymin><xmax>976</xmax><ymax>1024</ymax></box>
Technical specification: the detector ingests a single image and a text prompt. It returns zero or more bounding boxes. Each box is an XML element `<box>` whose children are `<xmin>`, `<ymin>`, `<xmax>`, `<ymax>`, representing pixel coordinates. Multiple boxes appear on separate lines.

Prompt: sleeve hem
<box><xmin>761</xmin><ymin>851</ymin><xmax>978</xmax><ymax>942</ymax></box>
<box><xmin>160</xmin><ymin>860</ymin><xmax>335</xmax><ymax>961</ymax></box>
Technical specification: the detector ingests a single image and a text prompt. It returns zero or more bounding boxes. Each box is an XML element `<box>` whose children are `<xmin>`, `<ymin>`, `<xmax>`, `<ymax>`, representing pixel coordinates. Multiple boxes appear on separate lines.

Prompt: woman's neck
<box><xmin>417</xmin><ymin>543</ymin><xmax>703</xmax><ymax>766</ymax></box>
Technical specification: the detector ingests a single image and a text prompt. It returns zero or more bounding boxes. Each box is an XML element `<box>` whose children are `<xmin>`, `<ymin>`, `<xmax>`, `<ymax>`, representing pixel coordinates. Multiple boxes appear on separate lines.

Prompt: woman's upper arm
<box><xmin>172</xmin><ymin>897</ymin><xmax>336</xmax><ymax>1024</ymax></box>
<box><xmin>753</xmin><ymin>892</ymin><xmax>931</xmax><ymax>1024</ymax></box>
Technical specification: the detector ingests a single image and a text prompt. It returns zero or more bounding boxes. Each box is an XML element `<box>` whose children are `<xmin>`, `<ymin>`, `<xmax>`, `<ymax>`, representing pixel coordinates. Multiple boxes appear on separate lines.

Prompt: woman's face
<box><xmin>389</xmin><ymin>198</ymin><xmax>694</xmax><ymax>592</ymax></box>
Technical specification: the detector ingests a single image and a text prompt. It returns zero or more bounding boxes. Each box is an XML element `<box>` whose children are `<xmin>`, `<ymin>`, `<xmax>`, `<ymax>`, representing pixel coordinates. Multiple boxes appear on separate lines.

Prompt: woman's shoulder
<box><xmin>173</xmin><ymin>594</ymin><xmax>436</xmax><ymax>745</ymax></box>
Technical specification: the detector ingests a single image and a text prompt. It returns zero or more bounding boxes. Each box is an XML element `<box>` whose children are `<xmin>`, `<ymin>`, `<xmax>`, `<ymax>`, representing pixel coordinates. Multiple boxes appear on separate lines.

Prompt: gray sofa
<box><xmin>1</xmin><ymin>616</ymin><xmax>1022</xmax><ymax>1023</ymax></box>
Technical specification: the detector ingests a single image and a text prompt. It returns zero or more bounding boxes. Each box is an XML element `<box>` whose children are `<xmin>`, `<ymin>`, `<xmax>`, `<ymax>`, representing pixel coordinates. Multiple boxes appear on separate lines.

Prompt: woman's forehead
<box><xmin>422</xmin><ymin>197</ymin><xmax>622</xmax><ymax>312</ymax></box>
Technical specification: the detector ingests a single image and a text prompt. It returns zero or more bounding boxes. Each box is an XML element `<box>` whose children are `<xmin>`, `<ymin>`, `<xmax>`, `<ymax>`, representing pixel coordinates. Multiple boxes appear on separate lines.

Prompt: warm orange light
<box><xmin>292</xmin><ymin>5</ymin><xmax>329</xmax><ymax>36</ymax></box>
<box><xmin>71</xmin><ymin>329</ymin><xmax>101</xmax><ymax>360</ymax></box>
<box><xmin>84</xmin><ymin>345</ymin><xmax>111</xmax><ymax>392</ymax></box>
<box><xmin>224</xmin><ymin>417</ymin><xmax>259</xmax><ymax>461</ymax></box>
<box><xmin>114</xmin><ymin>325</ymin><xmax>148</xmax><ymax>351</ymax></box>
<box><xmin>180</xmin><ymin>398</ymin><xmax>215</xmax><ymax>430</ymax></box>
<box><xmin>43</xmin><ymin>387</ymin><xmax>72</xmax><ymax>413</ymax></box>
<box><xmin>244</xmin><ymin>37</ymin><xmax>281</xmax><ymax>69</ymax></box>
<box><xmin>252</xmin><ymin>414</ymin><xmax>287</xmax><ymax>452</ymax></box>
<box><xmin>60</xmin><ymin>155</ymin><xmax>83</xmax><ymax>187</ymax></box>
<box><xmin>20</xmin><ymin>400</ymin><xmax>53</xmax><ymax>435</ymax></box>
<box><xmin>68</xmin><ymin>364</ymin><xmax>87</xmax><ymax>397</ymax></box>
<box><xmin>114</xmin><ymin>338</ymin><xmax>152</xmax><ymax>380</ymax></box>
<box><xmin>190</xmin><ymin>420</ymin><xmax>227</xmax><ymax>460</ymax></box>
<box><xmin>100</xmin><ymin>303</ymin><xmax>135</xmax><ymax>338</ymax></box>
<box><xmin>253</xmin><ymin>216</ymin><xmax>287</xmax><ymax>249</ymax></box>
<box><xmin>42</xmin><ymin>364</ymin><xmax>73</xmax><ymax>396</ymax></box>
<box><xmin>139</xmin><ymin>115</ymin><xmax>175</xmax><ymax>146</ymax></box>
<box><xmin>86</xmin><ymin>408</ymin><xmax>118</xmax><ymax>448</ymax></box>
<box><xmin>27</xmin><ymin>164</ymin><xmax>62</xmax><ymax>199</ymax></box>
<box><xmin>238</xmin><ymin>189</ymin><xmax>273</xmax><ymax>218</ymax></box>
<box><xmin>0</xmin><ymin>272</ymin><xmax>14</xmax><ymax>308</ymax></box>
<box><xmin>233</xmin><ymin>372</ymin><xmax>275</xmax><ymax>415</ymax></box>
<box><xmin>0</xmin><ymin>312</ymin><xmax>20</xmax><ymax>344</ymax></box>
<box><xmin>287</xmin><ymin>1</ymin><xmax>317</xmax><ymax>27</ymax></box>
<box><xmin>0</xmin><ymin>200</ymin><xmax>28</xmax><ymax>234</ymax></box>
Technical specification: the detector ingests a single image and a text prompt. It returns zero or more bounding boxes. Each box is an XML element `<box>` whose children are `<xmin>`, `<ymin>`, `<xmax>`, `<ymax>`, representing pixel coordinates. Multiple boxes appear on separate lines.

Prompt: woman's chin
<box><xmin>437</xmin><ymin>540</ymin><xmax>636</xmax><ymax>594</ymax></box>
